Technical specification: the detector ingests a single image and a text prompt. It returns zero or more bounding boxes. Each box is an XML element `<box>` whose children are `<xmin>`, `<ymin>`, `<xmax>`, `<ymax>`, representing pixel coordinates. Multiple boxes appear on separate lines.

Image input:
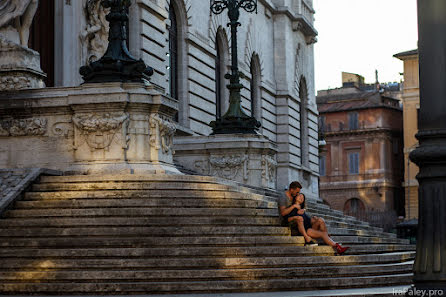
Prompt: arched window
<box><xmin>250</xmin><ymin>54</ymin><xmax>261</xmax><ymax>120</ymax></box>
<box><xmin>299</xmin><ymin>77</ymin><xmax>309</xmax><ymax>167</ymax></box>
<box><xmin>344</xmin><ymin>198</ymin><xmax>365</xmax><ymax>215</ymax></box>
<box><xmin>168</xmin><ymin>3</ymin><xmax>178</xmax><ymax>103</ymax></box>
<box><xmin>215</xmin><ymin>29</ymin><xmax>229</xmax><ymax>120</ymax></box>
<box><xmin>167</xmin><ymin>1</ymin><xmax>189</xmax><ymax>126</ymax></box>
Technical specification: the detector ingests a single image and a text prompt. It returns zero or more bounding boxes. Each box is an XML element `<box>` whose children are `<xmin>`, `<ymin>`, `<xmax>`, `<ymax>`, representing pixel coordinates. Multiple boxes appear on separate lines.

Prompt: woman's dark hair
<box><xmin>292</xmin><ymin>193</ymin><xmax>306</xmax><ymax>209</ymax></box>
<box><xmin>299</xmin><ymin>193</ymin><xmax>306</xmax><ymax>209</ymax></box>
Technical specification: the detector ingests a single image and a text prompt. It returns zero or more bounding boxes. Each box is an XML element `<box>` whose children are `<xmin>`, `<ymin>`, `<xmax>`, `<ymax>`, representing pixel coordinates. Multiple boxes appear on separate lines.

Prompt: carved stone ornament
<box><xmin>0</xmin><ymin>0</ymin><xmax>38</xmax><ymax>47</ymax></box>
<box><xmin>80</xmin><ymin>0</ymin><xmax>109</xmax><ymax>64</ymax></box>
<box><xmin>149</xmin><ymin>114</ymin><xmax>176</xmax><ymax>154</ymax></box>
<box><xmin>209</xmin><ymin>154</ymin><xmax>249</xmax><ymax>181</ymax></box>
<box><xmin>261</xmin><ymin>154</ymin><xmax>277</xmax><ymax>182</ymax></box>
<box><xmin>0</xmin><ymin>117</ymin><xmax>47</xmax><ymax>136</ymax></box>
<box><xmin>73</xmin><ymin>112</ymin><xmax>129</xmax><ymax>151</ymax></box>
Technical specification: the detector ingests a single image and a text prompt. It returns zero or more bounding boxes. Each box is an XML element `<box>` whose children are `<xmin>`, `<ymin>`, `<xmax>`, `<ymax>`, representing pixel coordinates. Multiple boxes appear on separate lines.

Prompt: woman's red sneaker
<box><xmin>335</xmin><ymin>243</ymin><xmax>350</xmax><ymax>255</ymax></box>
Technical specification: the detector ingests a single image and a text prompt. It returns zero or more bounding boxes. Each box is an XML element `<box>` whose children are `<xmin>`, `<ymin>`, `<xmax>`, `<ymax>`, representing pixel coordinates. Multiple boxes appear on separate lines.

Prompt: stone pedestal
<box><xmin>0</xmin><ymin>38</ymin><xmax>46</xmax><ymax>91</ymax></box>
<box><xmin>0</xmin><ymin>82</ymin><xmax>180</xmax><ymax>175</ymax></box>
<box><xmin>174</xmin><ymin>134</ymin><xmax>278</xmax><ymax>189</ymax></box>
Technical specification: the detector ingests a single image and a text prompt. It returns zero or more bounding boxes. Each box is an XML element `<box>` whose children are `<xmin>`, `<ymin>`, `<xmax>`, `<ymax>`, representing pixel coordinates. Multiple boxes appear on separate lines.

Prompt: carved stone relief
<box><xmin>51</xmin><ymin>122</ymin><xmax>74</xmax><ymax>138</ymax></box>
<box><xmin>194</xmin><ymin>154</ymin><xmax>249</xmax><ymax>181</ymax></box>
<box><xmin>149</xmin><ymin>114</ymin><xmax>176</xmax><ymax>154</ymax></box>
<box><xmin>0</xmin><ymin>0</ymin><xmax>38</xmax><ymax>47</ymax></box>
<box><xmin>73</xmin><ymin>112</ymin><xmax>129</xmax><ymax>151</ymax></box>
<box><xmin>262</xmin><ymin>154</ymin><xmax>277</xmax><ymax>183</ymax></box>
<box><xmin>0</xmin><ymin>118</ymin><xmax>47</xmax><ymax>136</ymax></box>
<box><xmin>80</xmin><ymin>0</ymin><xmax>109</xmax><ymax>64</ymax></box>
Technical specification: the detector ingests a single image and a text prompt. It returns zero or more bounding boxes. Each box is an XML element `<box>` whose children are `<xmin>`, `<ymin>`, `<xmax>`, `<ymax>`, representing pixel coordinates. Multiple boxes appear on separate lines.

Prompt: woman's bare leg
<box><xmin>289</xmin><ymin>216</ymin><xmax>312</xmax><ymax>242</ymax></box>
<box><xmin>307</xmin><ymin>228</ymin><xmax>336</xmax><ymax>247</ymax></box>
<box><xmin>311</xmin><ymin>217</ymin><xmax>327</xmax><ymax>232</ymax></box>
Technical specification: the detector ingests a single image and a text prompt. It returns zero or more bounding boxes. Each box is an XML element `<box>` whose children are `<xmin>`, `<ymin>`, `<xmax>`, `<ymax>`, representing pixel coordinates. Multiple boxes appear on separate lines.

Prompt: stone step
<box><xmin>13</xmin><ymin>198</ymin><xmax>276</xmax><ymax>210</ymax></box>
<box><xmin>0</xmin><ymin>235</ymin><xmax>306</xmax><ymax>248</ymax></box>
<box><xmin>0</xmin><ymin>252</ymin><xmax>415</xmax><ymax>270</ymax></box>
<box><xmin>0</xmin><ymin>223</ymin><xmax>394</xmax><ymax>239</ymax></box>
<box><xmin>0</xmin><ymin>245</ymin><xmax>415</xmax><ymax>258</ymax></box>
<box><xmin>0</xmin><ymin>216</ymin><xmax>392</xmax><ymax>239</ymax></box>
<box><xmin>0</xmin><ymin>216</ymin><xmax>282</xmax><ymax>227</ymax></box>
<box><xmin>331</xmin><ymin>236</ymin><xmax>409</xmax><ymax>245</ymax></box>
<box><xmin>39</xmin><ymin>174</ymin><xmax>221</xmax><ymax>184</ymax></box>
<box><xmin>2</xmin><ymin>207</ymin><xmax>278</xmax><ymax>218</ymax></box>
<box><xmin>306</xmin><ymin>210</ymin><xmax>372</xmax><ymax>226</ymax></box>
<box><xmin>0</xmin><ymin>262</ymin><xmax>414</xmax><ymax>282</ymax></box>
<box><xmin>0</xmin><ymin>226</ymin><xmax>291</xmax><ymax>237</ymax></box>
<box><xmin>0</xmin><ymin>236</ymin><xmax>411</xmax><ymax>250</ymax></box>
<box><xmin>0</xmin><ymin>274</ymin><xmax>414</xmax><ymax>293</ymax></box>
<box><xmin>31</xmin><ymin>182</ymin><xmax>237</xmax><ymax>192</ymax></box>
<box><xmin>325</xmin><ymin>221</ymin><xmax>383</xmax><ymax>233</ymax></box>
<box><xmin>24</xmin><ymin>190</ymin><xmax>265</xmax><ymax>201</ymax></box>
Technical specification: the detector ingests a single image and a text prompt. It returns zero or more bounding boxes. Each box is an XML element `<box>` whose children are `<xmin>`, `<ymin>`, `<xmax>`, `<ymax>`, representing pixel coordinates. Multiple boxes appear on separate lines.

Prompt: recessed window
<box><xmin>319</xmin><ymin>155</ymin><xmax>326</xmax><ymax>176</ymax></box>
<box><xmin>168</xmin><ymin>4</ymin><xmax>178</xmax><ymax>101</ymax></box>
<box><xmin>348</xmin><ymin>152</ymin><xmax>360</xmax><ymax>174</ymax></box>
<box><xmin>348</xmin><ymin>112</ymin><xmax>359</xmax><ymax>130</ymax></box>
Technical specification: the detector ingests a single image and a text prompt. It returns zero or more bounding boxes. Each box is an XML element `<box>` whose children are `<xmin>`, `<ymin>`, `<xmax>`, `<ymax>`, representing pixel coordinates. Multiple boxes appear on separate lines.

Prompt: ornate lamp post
<box><xmin>407</xmin><ymin>0</ymin><xmax>446</xmax><ymax>293</ymax></box>
<box><xmin>80</xmin><ymin>0</ymin><xmax>153</xmax><ymax>83</ymax></box>
<box><xmin>209</xmin><ymin>0</ymin><xmax>261</xmax><ymax>134</ymax></box>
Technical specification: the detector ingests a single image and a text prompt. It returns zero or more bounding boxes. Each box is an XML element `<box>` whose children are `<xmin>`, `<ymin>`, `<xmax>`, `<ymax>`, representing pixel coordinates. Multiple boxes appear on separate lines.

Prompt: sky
<box><xmin>313</xmin><ymin>0</ymin><xmax>419</xmax><ymax>92</ymax></box>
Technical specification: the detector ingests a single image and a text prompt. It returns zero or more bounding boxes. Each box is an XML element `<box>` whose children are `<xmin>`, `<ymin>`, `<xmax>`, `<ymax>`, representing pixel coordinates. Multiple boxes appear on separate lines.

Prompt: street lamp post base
<box><xmin>210</xmin><ymin>116</ymin><xmax>260</xmax><ymax>135</ymax></box>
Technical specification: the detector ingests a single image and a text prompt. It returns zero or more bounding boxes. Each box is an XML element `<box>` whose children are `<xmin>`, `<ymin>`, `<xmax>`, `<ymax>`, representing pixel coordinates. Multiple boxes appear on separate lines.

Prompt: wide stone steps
<box><xmin>0</xmin><ymin>226</ymin><xmax>291</xmax><ymax>237</ymax></box>
<box><xmin>0</xmin><ymin>245</ymin><xmax>415</xmax><ymax>258</ymax></box>
<box><xmin>0</xmin><ymin>252</ymin><xmax>415</xmax><ymax>269</ymax></box>
<box><xmin>0</xmin><ymin>262</ymin><xmax>414</xmax><ymax>281</ymax></box>
<box><xmin>0</xmin><ymin>263</ymin><xmax>414</xmax><ymax>285</ymax></box>
<box><xmin>2</xmin><ymin>207</ymin><xmax>278</xmax><ymax>218</ymax></box>
<box><xmin>19</xmin><ymin>192</ymin><xmax>381</xmax><ymax>230</ymax></box>
<box><xmin>0</xmin><ymin>174</ymin><xmax>414</xmax><ymax>294</ymax></box>
<box><xmin>0</xmin><ymin>274</ymin><xmax>413</xmax><ymax>294</ymax></box>
<box><xmin>0</xmin><ymin>216</ymin><xmax>282</xmax><ymax>227</ymax></box>
<box><xmin>0</xmin><ymin>235</ymin><xmax>306</xmax><ymax>248</ymax></box>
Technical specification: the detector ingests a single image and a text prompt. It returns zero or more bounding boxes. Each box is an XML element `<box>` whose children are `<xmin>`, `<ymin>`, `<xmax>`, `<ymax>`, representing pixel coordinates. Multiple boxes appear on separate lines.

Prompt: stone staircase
<box><xmin>0</xmin><ymin>174</ymin><xmax>414</xmax><ymax>294</ymax></box>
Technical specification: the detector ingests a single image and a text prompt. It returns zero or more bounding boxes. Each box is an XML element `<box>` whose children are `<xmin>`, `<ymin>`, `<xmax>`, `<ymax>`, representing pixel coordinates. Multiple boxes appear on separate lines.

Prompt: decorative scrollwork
<box><xmin>238</xmin><ymin>0</ymin><xmax>257</xmax><ymax>13</ymax></box>
<box><xmin>210</xmin><ymin>0</ymin><xmax>228</xmax><ymax>15</ymax></box>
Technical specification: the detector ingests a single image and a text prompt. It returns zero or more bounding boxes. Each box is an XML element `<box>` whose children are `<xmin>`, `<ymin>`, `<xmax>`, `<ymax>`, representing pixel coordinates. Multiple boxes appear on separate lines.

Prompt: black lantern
<box><xmin>209</xmin><ymin>0</ymin><xmax>261</xmax><ymax>134</ymax></box>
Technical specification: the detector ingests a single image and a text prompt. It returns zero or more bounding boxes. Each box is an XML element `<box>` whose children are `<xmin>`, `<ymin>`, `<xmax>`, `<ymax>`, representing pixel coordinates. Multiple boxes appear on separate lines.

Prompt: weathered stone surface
<box><xmin>174</xmin><ymin>134</ymin><xmax>278</xmax><ymax>190</ymax></box>
<box><xmin>0</xmin><ymin>83</ymin><xmax>180</xmax><ymax>175</ymax></box>
<box><xmin>0</xmin><ymin>174</ymin><xmax>413</xmax><ymax>294</ymax></box>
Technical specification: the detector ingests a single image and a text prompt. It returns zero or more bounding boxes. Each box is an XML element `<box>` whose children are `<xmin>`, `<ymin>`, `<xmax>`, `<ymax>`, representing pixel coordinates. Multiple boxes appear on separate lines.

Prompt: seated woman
<box><xmin>278</xmin><ymin>182</ymin><xmax>349</xmax><ymax>255</ymax></box>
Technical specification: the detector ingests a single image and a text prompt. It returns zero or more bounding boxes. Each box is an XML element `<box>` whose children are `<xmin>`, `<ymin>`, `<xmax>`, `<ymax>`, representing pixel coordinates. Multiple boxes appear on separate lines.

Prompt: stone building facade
<box><xmin>317</xmin><ymin>74</ymin><xmax>405</xmax><ymax>218</ymax></box>
<box><xmin>0</xmin><ymin>0</ymin><xmax>320</xmax><ymax>198</ymax></box>
<box><xmin>394</xmin><ymin>49</ymin><xmax>419</xmax><ymax>221</ymax></box>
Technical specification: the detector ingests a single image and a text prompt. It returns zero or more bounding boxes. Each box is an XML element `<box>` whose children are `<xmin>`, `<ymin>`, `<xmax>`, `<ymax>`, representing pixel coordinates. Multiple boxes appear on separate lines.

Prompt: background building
<box><xmin>317</xmin><ymin>73</ymin><xmax>404</xmax><ymax>229</ymax></box>
<box><xmin>394</xmin><ymin>49</ymin><xmax>419</xmax><ymax>221</ymax></box>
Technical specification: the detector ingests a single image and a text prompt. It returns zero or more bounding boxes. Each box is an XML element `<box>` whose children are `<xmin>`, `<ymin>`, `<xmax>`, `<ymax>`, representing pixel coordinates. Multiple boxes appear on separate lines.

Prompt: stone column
<box><xmin>408</xmin><ymin>0</ymin><xmax>446</xmax><ymax>292</ymax></box>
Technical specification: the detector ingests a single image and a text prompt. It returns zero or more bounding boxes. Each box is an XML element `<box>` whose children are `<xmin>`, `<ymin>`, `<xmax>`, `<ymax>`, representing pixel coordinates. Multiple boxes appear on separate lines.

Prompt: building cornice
<box><xmin>323</xmin><ymin>128</ymin><xmax>397</xmax><ymax>138</ymax></box>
